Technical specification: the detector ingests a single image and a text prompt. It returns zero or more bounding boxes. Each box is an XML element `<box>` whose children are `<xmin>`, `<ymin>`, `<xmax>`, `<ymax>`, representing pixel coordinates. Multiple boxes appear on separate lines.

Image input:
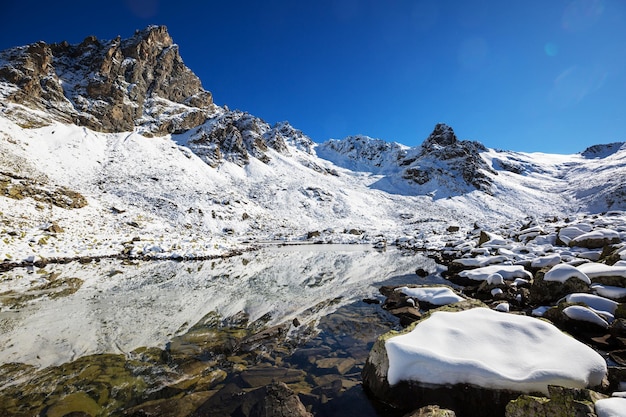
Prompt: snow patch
<box><xmin>396</xmin><ymin>286</ymin><xmax>465</xmax><ymax>306</ymax></box>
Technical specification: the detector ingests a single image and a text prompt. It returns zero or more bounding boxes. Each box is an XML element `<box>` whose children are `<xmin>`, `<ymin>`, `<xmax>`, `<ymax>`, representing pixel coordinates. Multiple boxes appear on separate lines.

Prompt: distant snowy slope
<box><xmin>316</xmin><ymin>135</ymin><xmax>407</xmax><ymax>174</ymax></box>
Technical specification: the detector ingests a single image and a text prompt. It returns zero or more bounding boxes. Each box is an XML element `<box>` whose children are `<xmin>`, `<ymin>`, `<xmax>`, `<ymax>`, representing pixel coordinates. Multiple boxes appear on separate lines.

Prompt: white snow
<box><xmin>531</xmin><ymin>306</ymin><xmax>551</xmax><ymax>317</ymax></box>
<box><xmin>591</xmin><ymin>284</ymin><xmax>626</xmax><ymax>300</ymax></box>
<box><xmin>396</xmin><ymin>286</ymin><xmax>465</xmax><ymax>306</ymax></box>
<box><xmin>544</xmin><ymin>263</ymin><xmax>591</xmax><ymax>284</ymax></box>
<box><xmin>560</xmin><ymin>293</ymin><xmax>618</xmax><ymax>315</ymax></box>
<box><xmin>563</xmin><ymin>305</ymin><xmax>609</xmax><ymax>328</ymax></box>
<box><xmin>531</xmin><ymin>253</ymin><xmax>561</xmax><ymax>268</ymax></box>
<box><xmin>459</xmin><ymin>265</ymin><xmax>532</xmax><ymax>281</ymax></box>
<box><xmin>595</xmin><ymin>397</ymin><xmax>626</xmax><ymax>417</ymax></box>
<box><xmin>385</xmin><ymin>308</ymin><xmax>607</xmax><ymax>394</ymax></box>
<box><xmin>577</xmin><ymin>263</ymin><xmax>626</xmax><ymax>279</ymax></box>
<box><xmin>495</xmin><ymin>302</ymin><xmax>509</xmax><ymax>312</ymax></box>
<box><xmin>558</xmin><ymin>225</ymin><xmax>593</xmax><ymax>245</ymax></box>
<box><xmin>570</xmin><ymin>229</ymin><xmax>620</xmax><ymax>246</ymax></box>
<box><xmin>487</xmin><ymin>273</ymin><xmax>505</xmax><ymax>285</ymax></box>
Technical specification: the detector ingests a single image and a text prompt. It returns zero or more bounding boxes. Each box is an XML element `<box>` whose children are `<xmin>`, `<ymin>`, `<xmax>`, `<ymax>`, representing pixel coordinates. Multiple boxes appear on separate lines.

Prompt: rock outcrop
<box><xmin>191</xmin><ymin>382</ymin><xmax>312</xmax><ymax>417</ymax></box>
<box><xmin>316</xmin><ymin>135</ymin><xmax>407</xmax><ymax>173</ymax></box>
<box><xmin>400</xmin><ymin>123</ymin><xmax>495</xmax><ymax>194</ymax></box>
<box><xmin>184</xmin><ymin>111</ymin><xmax>314</xmax><ymax>167</ymax></box>
<box><xmin>0</xmin><ymin>25</ymin><xmax>213</xmax><ymax>134</ymax></box>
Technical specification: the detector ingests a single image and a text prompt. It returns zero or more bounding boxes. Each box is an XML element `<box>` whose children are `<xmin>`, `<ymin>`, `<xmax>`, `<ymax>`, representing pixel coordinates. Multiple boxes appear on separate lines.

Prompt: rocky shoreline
<box><xmin>363</xmin><ymin>211</ymin><xmax>626</xmax><ymax>417</ymax></box>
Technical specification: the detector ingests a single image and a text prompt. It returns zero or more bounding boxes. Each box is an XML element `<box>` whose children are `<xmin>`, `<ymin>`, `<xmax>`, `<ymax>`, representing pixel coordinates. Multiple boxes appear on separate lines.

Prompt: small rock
<box><xmin>191</xmin><ymin>382</ymin><xmax>312</xmax><ymax>417</ymax></box>
<box><xmin>404</xmin><ymin>405</ymin><xmax>457</xmax><ymax>417</ymax></box>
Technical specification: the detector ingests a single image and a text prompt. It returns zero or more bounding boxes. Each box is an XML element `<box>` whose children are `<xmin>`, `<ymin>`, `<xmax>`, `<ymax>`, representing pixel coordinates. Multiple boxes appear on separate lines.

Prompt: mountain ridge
<box><xmin>1</xmin><ymin>26</ymin><xmax>625</xmax><ymax>262</ymax></box>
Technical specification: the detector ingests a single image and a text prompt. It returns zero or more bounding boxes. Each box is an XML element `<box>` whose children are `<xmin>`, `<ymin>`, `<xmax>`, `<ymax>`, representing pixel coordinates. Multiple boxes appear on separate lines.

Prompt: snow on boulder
<box><xmin>578</xmin><ymin>263</ymin><xmax>626</xmax><ymax>279</ymax></box>
<box><xmin>530</xmin><ymin>253</ymin><xmax>561</xmax><ymax>268</ymax></box>
<box><xmin>569</xmin><ymin>229</ymin><xmax>621</xmax><ymax>249</ymax></box>
<box><xmin>577</xmin><ymin>262</ymin><xmax>626</xmax><ymax>287</ymax></box>
<box><xmin>595</xmin><ymin>397</ymin><xmax>626</xmax><ymax>417</ymax></box>
<box><xmin>560</xmin><ymin>293</ymin><xmax>618</xmax><ymax>315</ymax></box>
<box><xmin>396</xmin><ymin>286</ymin><xmax>465</xmax><ymax>306</ymax></box>
<box><xmin>459</xmin><ymin>265</ymin><xmax>532</xmax><ymax>281</ymax></box>
<box><xmin>562</xmin><ymin>305</ymin><xmax>610</xmax><ymax>329</ymax></box>
<box><xmin>591</xmin><ymin>284</ymin><xmax>626</xmax><ymax>301</ymax></box>
<box><xmin>557</xmin><ymin>224</ymin><xmax>592</xmax><ymax>246</ymax></box>
<box><xmin>494</xmin><ymin>302</ymin><xmax>509</xmax><ymax>312</ymax></box>
<box><xmin>478</xmin><ymin>231</ymin><xmax>508</xmax><ymax>247</ymax></box>
<box><xmin>487</xmin><ymin>273</ymin><xmax>504</xmax><ymax>285</ymax></box>
<box><xmin>385</xmin><ymin>308</ymin><xmax>607</xmax><ymax>394</ymax></box>
<box><xmin>544</xmin><ymin>264</ymin><xmax>591</xmax><ymax>284</ymax></box>
<box><xmin>452</xmin><ymin>255</ymin><xmax>509</xmax><ymax>268</ymax></box>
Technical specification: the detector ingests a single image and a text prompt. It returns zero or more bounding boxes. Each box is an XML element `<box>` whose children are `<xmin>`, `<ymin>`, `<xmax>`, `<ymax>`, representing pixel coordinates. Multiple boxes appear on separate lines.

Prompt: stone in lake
<box><xmin>362</xmin><ymin>300</ymin><xmax>607</xmax><ymax>417</ymax></box>
<box><xmin>505</xmin><ymin>385</ymin><xmax>605</xmax><ymax>417</ymax></box>
<box><xmin>191</xmin><ymin>382</ymin><xmax>312</xmax><ymax>417</ymax></box>
<box><xmin>405</xmin><ymin>404</ymin><xmax>457</xmax><ymax>417</ymax></box>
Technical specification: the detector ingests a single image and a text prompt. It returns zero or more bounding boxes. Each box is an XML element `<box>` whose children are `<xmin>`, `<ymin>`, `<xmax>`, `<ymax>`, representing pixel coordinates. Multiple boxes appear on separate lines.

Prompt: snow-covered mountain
<box><xmin>0</xmin><ymin>25</ymin><xmax>625</xmax><ymax>263</ymax></box>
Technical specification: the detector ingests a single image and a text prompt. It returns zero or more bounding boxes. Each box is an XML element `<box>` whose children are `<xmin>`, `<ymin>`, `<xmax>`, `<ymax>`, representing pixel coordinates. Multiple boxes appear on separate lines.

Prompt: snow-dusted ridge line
<box><xmin>0</xmin><ymin>26</ymin><xmax>625</xmax><ymax>264</ymax></box>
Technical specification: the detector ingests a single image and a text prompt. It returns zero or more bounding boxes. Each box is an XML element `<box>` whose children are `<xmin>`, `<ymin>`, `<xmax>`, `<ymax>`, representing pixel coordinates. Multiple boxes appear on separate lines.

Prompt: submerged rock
<box><xmin>191</xmin><ymin>382</ymin><xmax>312</xmax><ymax>417</ymax></box>
<box><xmin>405</xmin><ymin>404</ymin><xmax>457</xmax><ymax>417</ymax></box>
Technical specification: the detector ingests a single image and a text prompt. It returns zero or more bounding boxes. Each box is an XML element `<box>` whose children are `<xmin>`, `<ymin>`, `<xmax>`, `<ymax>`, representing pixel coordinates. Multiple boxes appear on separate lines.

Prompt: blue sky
<box><xmin>1</xmin><ymin>0</ymin><xmax>625</xmax><ymax>153</ymax></box>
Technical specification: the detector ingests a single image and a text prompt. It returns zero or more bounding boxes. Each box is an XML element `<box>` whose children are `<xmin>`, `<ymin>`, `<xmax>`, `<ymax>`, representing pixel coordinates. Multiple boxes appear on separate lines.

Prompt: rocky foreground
<box><xmin>364</xmin><ymin>210</ymin><xmax>626</xmax><ymax>417</ymax></box>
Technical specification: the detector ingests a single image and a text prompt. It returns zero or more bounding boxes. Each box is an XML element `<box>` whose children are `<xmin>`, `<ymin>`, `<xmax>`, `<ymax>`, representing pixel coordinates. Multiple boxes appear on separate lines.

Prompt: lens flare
<box><xmin>544</xmin><ymin>42</ymin><xmax>559</xmax><ymax>57</ymax></box>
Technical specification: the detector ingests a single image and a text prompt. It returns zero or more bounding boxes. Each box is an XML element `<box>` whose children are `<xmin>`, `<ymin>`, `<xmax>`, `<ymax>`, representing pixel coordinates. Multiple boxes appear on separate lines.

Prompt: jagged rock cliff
<box><xmin>0</xmin><ymin>25</ymin><xmax>213</xmax><ymax>135</ymax></box>
<box><xmin>181</xmin><ymin>111</ymin><xmax>315</xmax><ymax>167</ymax></box>
<box><xmin>316</xmin><ymin>135</ymin><xmax>407</xmax><ymax>173</ymax></box>
<box><xmin>400</xmin><ymin>123</ymin><xmax>495</xmax><ymax>194</ymax></box>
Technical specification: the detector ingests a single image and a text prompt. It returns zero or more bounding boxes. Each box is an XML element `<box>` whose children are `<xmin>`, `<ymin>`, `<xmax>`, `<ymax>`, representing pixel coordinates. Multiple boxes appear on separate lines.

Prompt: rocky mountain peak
<box><xmin>399</xmin><ymin>124</ymin><xmax>494</xmax><ymax>194</ymax></box>
<box><xmin>0</xmin><ymin>25</ymin><xmax>213</xmax><ymax>135</ymax></box>
<box><xmin>423</xmin><ymin>123</ymin><xmax>458</xmax><ymax>149</ymax></box>
<box><xmin>581</xmin><ymin>142</ymin><xmax>626</xmax><ymax>159</ymax></box>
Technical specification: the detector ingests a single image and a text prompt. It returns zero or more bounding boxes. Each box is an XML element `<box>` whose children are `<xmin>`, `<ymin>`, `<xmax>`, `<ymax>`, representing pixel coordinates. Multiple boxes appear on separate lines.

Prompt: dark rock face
<box><xmin>317</xmin><ymin>135</ymin><xmax>407</xmax><ymax>173</ymax></box>
<box><xmin>400</xmin><ymin>123</ymin><xmax>495</xmax><ymax>194</ymax></box>
<box><xmin>186</xmin><ymin>112</ymin><xmax>310</xmax><ymax>167</ymax></box>
<box><xmin>505</xmin><ymin>385</ymin><xmax>604</xmax><ymax>417</ymax></box>
<box><xmin>581</xmin><ymin>142</ymin><xmax>625</xmax><ymax>159</ymax></box>
<box><xmin>0</xmin><ymin>25</ymin><xmax>213</xmax><ymax>134</ymax></box>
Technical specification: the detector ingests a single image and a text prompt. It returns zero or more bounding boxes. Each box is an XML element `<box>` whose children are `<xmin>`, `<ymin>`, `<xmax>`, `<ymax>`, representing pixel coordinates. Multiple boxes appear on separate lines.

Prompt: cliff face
<box><xmin>0</xmin><ymin>25</ymin><xmax>214</xmax><ymax>135</ymax></box>
<box><xmin>400</xmin><ymin>123</ymin><xmax>495</xmax><ymax>194</ymax></box>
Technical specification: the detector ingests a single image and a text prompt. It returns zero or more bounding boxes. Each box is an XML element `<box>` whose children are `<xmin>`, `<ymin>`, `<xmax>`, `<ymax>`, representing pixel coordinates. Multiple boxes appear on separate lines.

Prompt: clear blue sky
<box><xmin>1</xmin><ymin>0</ymin><xmax>625</xmax><ymax>153</ymax></box>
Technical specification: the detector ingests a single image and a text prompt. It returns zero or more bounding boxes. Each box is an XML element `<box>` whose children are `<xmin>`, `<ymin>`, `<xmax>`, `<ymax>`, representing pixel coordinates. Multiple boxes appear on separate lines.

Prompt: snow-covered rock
<box><xmin>560</xmin><ymin>293</ymin><xmax>618</xmax><ymax>315</ymax></box>
<box><xmin>385</xmin><ymin>308</ymin><xmax>606</xmax><ymax>393</ymax></box>
<box><xmin>544</xmin><ymin>263</ymin><xmax>591</xmax><ymax>284</ymax></box>
<box><xmin>570</xmin><ymin>229</ymin><xmax>621</xmax><ymax>248</ymax></box>
<box><xmin>396</xmin><ymin>286</ymin><xmax>465</xmax><ymax>306</ymax></box>
<box><xmin>458</xmin><ymin>265</ymin><xmax>532</xmax><ymax>282</ymax></box>
<box><xmin>562</xmin><ymin>305</ymin><xmax>610</xmax><ymax>328</ymax></box>
<box><xmin>595</xmin><ymin>397</ymin><xmax>626</xmax><ymax>417</ymax></box>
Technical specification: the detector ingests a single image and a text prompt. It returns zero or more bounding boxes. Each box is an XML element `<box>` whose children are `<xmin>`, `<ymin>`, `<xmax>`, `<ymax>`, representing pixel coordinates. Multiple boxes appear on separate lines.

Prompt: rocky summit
<box><xmin>0</xmin><ymin>25</ymin><xmax>213</xmax><ymax>134</ymax></box>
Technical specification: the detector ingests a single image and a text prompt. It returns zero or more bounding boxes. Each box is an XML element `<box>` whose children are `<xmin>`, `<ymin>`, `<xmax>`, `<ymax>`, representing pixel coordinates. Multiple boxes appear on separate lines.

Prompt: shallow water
<box><xmin>0</xmin><ymin>245</ymin><xmax>439</xmax><ymax>416</ymax></box>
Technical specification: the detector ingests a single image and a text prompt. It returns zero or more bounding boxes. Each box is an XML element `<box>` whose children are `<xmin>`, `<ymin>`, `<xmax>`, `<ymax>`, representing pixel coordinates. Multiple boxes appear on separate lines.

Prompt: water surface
<box><xmin>0</xmin><ymin>245</ymin><xmax>437</xmax><ymax>416</ymax></box>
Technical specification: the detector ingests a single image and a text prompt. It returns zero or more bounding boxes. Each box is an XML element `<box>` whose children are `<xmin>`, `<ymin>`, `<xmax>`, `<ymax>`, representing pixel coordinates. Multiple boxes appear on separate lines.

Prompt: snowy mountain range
<box><xmin>1</xmin><ymin>25</ymin><xmax>625</xmax><ymax>263</ymax></box>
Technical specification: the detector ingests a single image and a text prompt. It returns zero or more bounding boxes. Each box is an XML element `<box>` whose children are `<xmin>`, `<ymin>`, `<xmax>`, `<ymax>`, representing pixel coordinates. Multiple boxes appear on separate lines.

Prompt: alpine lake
<box><xmin>0</xmin><ymin>244</ymin><xmax>441</xmax><ymax>417</ymax></box>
